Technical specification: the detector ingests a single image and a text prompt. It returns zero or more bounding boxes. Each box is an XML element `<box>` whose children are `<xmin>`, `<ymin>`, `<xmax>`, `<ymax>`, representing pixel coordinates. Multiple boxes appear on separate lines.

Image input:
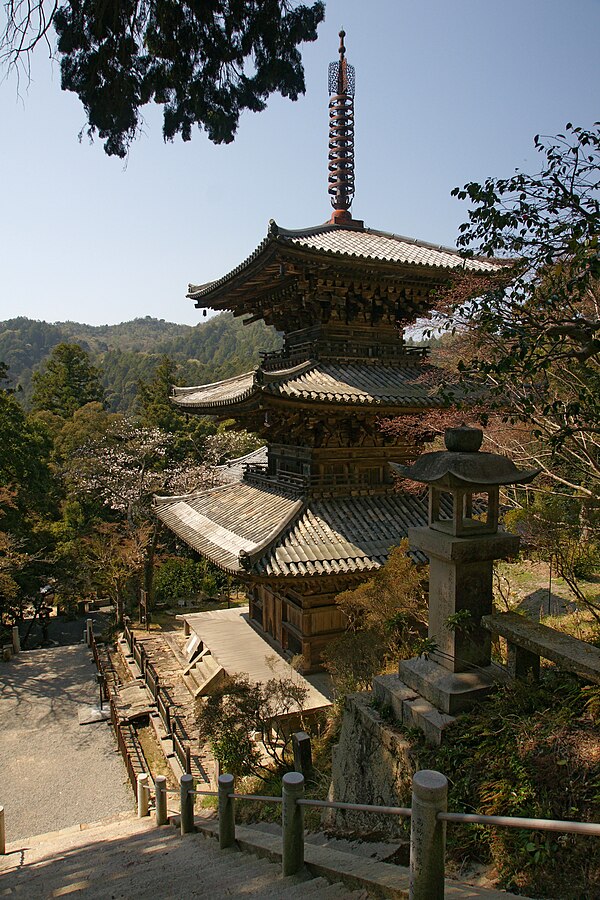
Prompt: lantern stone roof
<box><xmin>172</xmin><ymin>358</ymin><xmax>444</xmax><ymax>414</ymax></box>
<box><xmin>392</xmin><ymin>452</ymin><xmax>540</xmax><ymax>489</ymax></box>
<box><xmin>391</xmin><ymin>427</ymin><xmax>540</xmax><ymax>489</ymax></box>
<box><xmin>153</xmin><ymin>481</ymin><xmax>450</xmax><ymax>577</ymax></box>
<box><xmin>188</xmin><ymin>221</ymin><xmax>502</xmax><ymax>315</ymax></box>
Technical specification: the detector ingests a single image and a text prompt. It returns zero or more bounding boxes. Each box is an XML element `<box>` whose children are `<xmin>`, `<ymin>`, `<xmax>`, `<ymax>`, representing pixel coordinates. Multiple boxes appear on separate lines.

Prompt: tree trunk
<box><xmin>115</xmin><ymin>591</ymin><xmax>124</xmax><ymax>627</ymax></box>
<box><xmin>579</xmin><ymin>495</ymin><xmax>599</xmax><ymax>544</ymax></box>
<box><xmin>144</xmin><ymin>522</ymin><xmax>160</xmax><ymax>611</ymax></box>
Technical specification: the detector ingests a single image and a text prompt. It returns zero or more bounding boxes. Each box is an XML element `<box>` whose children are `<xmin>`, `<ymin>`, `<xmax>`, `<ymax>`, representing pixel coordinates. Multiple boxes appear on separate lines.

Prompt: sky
<box><xmin>1</xmin><ymin>0</ymin><xmax>599</xmax><ymax>327</ymax></box>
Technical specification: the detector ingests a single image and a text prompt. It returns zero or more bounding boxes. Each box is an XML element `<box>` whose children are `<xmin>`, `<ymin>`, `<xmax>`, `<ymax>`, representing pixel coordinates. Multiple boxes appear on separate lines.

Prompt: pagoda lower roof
<box><xmin>154</xmin><ymin>480</ymin><xmax>437</xmax><ymax>578</ymax></box>
<box><xmin>188</xmin><ymin>220</ymin><xmax>502</xmax><ymax>311</ymax></box>
<box><xmin>172</xmin><ymin>359</ymin><xmax>443</xmax><ymax>413</ymax></box>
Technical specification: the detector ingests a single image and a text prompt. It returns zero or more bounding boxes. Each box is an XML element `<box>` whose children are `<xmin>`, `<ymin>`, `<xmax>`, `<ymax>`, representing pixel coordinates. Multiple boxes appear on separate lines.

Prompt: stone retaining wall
<box><xmin>326</xmin><ymin>691</ymin><xmax>416</xmax><ymax>839</ymax></box>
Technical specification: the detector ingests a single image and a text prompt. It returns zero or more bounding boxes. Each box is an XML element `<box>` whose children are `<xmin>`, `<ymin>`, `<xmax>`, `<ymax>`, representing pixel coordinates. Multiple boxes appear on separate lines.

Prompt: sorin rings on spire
<box><xmin>328</xmin><ymin>29</ymin><xmax>355</xmax><ymax>212</ymax></box>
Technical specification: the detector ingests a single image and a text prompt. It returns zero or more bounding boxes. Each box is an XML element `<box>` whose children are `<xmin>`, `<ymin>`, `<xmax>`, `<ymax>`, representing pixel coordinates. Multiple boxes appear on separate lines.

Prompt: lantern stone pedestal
<box><xmin>374</xmin><ymin>426</ymin><xmax>539</xmax><ymax>744</ymax></box>
<box><xmin>399</xmin><ymin>527</ymin><xmax>519</xmax><ymax>715</ymax></box>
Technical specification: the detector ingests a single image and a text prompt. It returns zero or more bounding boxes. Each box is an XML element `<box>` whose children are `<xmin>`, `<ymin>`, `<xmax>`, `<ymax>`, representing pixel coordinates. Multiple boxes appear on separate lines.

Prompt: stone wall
<box><xmin>326</xmin><ymin>691</ymin><xmax>416</xmax><ymax>839</ymax></box>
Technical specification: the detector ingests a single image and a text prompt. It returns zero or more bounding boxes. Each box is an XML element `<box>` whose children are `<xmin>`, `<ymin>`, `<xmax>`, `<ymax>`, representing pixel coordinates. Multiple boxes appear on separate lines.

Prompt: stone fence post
<box><xmin>155</xmin><ymin>775</ymin><xmax>167</xmax><ymax>826</ymax></box>
<box><xmin>180</xmin><ymin>773</ymin><xmax>194</xmax><ymax>835</ymax></box>
<box><xmin>410</xmin><ymin>769</ymin><xmax>447</xmax><ymax>900</ymax></box>
<box><xmin>282</xmin><ymin>772</ymin><xmax>304</xmax><ymax>876</ymax></box>
<box><xmin>218</xmin><ymin>774</ymin><xmax>235</xmax><ymax>849</ymax></box>
<box><xmin>137</xmin><ymin>773</ymin><xmax>149</xmax><ymax>818</ymax></box>
<box><xmin>292</xmin><ymin>732</ymin><xmax>312</xmax><ymax>777</ymax></box>
<box><xmin>12</xmin><ymin>626</ymin><xmax>20</xmax><ymax>654</ymax></box>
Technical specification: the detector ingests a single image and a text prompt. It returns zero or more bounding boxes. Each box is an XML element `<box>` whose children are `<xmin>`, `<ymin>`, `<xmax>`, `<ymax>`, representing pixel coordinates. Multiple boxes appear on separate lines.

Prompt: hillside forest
<box><xmin>0</xmin><ymin>312</ymin><xmax>281</xmax><ymax>413</ymax></box>
<box><xmin>0</xmin><ymin>312</ymin><xmax>279</xmax><ymax>635</ymax></box>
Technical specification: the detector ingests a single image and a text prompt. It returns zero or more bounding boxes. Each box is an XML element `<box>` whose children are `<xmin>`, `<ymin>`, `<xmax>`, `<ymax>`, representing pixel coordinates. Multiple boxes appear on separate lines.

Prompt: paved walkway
<box><xmin>0</xmin><ymin>644</ymin><xmax>133</xmax><ymax>842</ymax></box>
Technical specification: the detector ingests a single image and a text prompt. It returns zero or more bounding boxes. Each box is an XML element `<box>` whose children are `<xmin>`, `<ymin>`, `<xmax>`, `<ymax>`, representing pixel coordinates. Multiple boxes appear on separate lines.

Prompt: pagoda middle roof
<box><xmin>154</xmin><ymin>480</ymin><xmax>436</xmax><ymax>577</ymax></box>
<box><xmin>188</xmin><ymin>220</ymin><xmax>502</xmax><ymax>309</ymax></box>
<box><xmin>172</xmin><ymin>358</ymin><xmax>443</xmax><ymax>413</ymax></box>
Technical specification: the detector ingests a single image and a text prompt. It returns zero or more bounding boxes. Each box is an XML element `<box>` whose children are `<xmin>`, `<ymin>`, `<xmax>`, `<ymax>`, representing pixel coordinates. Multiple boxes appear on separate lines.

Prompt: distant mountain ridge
<box><xmin>0</xmin><ymin>314</ymin><xmax>281</xmax><ymax>413</ymax></box>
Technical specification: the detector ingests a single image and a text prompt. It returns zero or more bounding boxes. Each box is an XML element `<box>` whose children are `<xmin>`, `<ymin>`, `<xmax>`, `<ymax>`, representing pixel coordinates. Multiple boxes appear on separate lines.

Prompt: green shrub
<box><xmin>154</xmin><ymin>558</ymin><xmax>205</xmax><ymax>603</ymax></box>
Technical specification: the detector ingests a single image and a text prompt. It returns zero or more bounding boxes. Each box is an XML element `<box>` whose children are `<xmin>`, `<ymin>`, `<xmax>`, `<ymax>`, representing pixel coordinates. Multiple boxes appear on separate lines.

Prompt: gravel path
<box><xmin>0</xmin><ymin>644</ymin><xmax>134</xmax><ymax>842</ymax></box>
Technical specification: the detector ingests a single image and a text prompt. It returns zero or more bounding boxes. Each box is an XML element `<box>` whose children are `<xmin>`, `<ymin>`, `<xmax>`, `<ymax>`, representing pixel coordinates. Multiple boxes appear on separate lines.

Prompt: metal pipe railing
<box><xmin>297</xmin><ymin>798</ymin><xmax>411</xmax><ymax>816</ymax></box>
<box><xmin>438</xmin><ymin>810</ymin><xmax>600</xmax><ymax>836</ymax></box>
<box><xmin>172</xmin><ymin>768</ymin><xmax>600</xmax><ymax>900</ymax></box>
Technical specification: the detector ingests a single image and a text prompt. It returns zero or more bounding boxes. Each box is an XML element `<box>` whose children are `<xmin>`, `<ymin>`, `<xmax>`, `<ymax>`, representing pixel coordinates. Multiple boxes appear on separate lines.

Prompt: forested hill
<box><xmin>0</xmin><ymin>314</ymin><xmax>281</xmax><ymax>413</ymax></box>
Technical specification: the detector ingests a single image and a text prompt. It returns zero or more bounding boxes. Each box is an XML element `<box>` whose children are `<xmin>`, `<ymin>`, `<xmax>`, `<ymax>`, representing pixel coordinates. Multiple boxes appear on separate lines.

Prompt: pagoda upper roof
<box><xmin>188</xmin><ymin>220</ymin><xmax>502</xmax><ymax>314</ymax></box>
<box><xmin>172</xmin><ymin>357</ymin><xmax>444</xmax><ymax>415</ymax></box>
<box><xmin>154</xmin><ymin>480</ymin><xmax>439</xmax><ymax>577</ymax></box>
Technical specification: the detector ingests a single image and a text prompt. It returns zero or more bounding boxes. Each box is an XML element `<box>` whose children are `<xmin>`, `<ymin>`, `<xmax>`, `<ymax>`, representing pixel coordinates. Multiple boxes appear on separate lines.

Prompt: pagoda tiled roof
<box><xmin>172</xmin><ymin>358</ymin><xmax>443</xmax><ymax>412</ymax></box>
<box><xmin>154</xmin><ymin>481</ymin><xmax>438</xmax><ymax>577</ymax></box>
<box><xmin>173</xmin><ymin>371</ymin><xmax>255</xmax><ymax>408</ymax></box>
<box><xmin>216</xmin><ymin>445</ymin><xmax>268</xmax><ymax>483</ymax></box>
<box><xmin>280</xmin><ymin>224</ymin><xmax>500</xmax><ymax>271</ymax></box>
<box><xmin>188</xmin><ymin>221</ymin><xmax>501</xmax><ymax>307</ymax></box>
<box><xmin>154</xmin><ymin>482</ymin><xmax>303</xmax><ymax>574</ymax></box>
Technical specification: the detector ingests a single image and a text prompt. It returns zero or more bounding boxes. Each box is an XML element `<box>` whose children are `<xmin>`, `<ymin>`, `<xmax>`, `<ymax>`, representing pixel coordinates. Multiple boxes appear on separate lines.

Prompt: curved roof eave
<box><xmin>186</xmin><ymin>219</ymin><xmax>505</xmax><ymax>308</ymax></box>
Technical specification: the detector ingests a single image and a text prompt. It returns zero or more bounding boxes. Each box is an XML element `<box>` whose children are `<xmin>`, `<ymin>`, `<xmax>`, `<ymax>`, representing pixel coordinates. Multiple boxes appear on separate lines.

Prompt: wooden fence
<box><xmin>123</xmin><ymin>618</ymin><xmax>133</xmax><ymax>654</ymax></box>
<box><xmin>121</xmin><ymin>619</ymin><xmax>193</xmax><ymax>779</ymax></box>
<box><xmin>172</xmin><ymin>717</ymin><xmax>191</xmax><ymax>775</ymax></box>
<box><xmin>133</xmin><ymin>641</ymin><xmax>144</xmax><ymax>674</ymax></box>
<box><xmin>156</xmin><ymin>685</ymin><xmax>171</xmax><ymax>735</ymax></box>
<box><xmin>109</xmin><ymin>696</ymin><xmax>147</xmax><ymax>793</ymax></box>
<box><xmin>89</xmin><ymin>627</ymin><xmax>148</xmax><ymax>797</ymax></box>
<box><xmin>145</xmin><ymin>660</ymin><xmax>160</xmax><ymax>700</ymax></box>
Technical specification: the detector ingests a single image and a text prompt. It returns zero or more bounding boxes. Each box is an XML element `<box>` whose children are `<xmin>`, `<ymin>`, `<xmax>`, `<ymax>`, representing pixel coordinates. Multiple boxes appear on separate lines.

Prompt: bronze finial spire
<box><xmin>327</xmin><ymin>29</ymin><xmax>356</xmax><ymax>224</ymax></box>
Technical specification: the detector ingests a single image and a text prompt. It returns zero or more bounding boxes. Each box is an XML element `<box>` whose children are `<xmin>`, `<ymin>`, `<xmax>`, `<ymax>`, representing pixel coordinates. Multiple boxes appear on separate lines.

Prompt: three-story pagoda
<box><xmin>155</xmin><ymin>33</ymin><xmax>497</xmax><ymax>671</ymax></box>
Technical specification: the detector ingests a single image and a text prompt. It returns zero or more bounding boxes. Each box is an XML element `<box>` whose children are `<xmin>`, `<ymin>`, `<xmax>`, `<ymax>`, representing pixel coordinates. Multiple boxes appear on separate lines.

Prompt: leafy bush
<box><xmin>197</xmin><ymin>671</ymin><xmax>310</xmax><ymax>777</ymax></box>
<box><xmin>322</xmin><ymin>631</ymin><xmax>384</xmax><ymax>696</ymax></box>
<box><xmin>323</xmin><ymin>540</ymin><xmax>428</xmax><ymax>697</ymax></box>
<box><xmin>410</xmin><ymin>670</ymin><xmax>600</xmax><ymax>897</ymax></box>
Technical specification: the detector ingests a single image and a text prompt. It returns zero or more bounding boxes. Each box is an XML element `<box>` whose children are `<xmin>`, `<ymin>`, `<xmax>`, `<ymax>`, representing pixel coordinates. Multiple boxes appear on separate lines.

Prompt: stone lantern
<box><xmin>388</xmin><ymin>426</ymin><xmax>539</xmax><ymax>730</ymax></box>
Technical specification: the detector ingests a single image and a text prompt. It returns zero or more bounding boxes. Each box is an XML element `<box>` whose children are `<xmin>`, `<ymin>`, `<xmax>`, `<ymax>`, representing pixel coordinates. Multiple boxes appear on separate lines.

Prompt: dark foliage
<box><xmin>31</xmin><ymin>342</ymin><xmax>105</xmax><ymax>418</ymax></box>
<box><xmin>2</xmin><ymin>0</ymin><xmax>324</xmax><ymax>156</ymax></box>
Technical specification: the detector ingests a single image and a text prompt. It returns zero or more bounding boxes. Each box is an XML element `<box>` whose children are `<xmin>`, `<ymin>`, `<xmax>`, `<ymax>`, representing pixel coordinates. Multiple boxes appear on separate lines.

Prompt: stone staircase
<box><xmin>0</xmin><ymin>815</ymin><xmax>368</xmax><ymax>899</ymax></box>
<box><xmin>181</xmin><ymin>648</ymin><xmax>225</xmax><ymax>697</ymax></box>
<box><xmin>1</xmin><ymin>812</ymin><xmax>515</xmax><ymax>899</ymax></box>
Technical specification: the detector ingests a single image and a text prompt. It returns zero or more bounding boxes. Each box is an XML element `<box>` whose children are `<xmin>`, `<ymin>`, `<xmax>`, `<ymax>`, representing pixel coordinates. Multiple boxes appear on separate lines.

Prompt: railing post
<box><xmin>410</xmin><ymin>769</ymin><xmax>447</xmax><ymax>900</ymax></box>
<box><xmin>155</xmin><ymin>775</ymin><xmax>167</xmax><ymax>826</ymax></box>
<box><xmin>137</xmin><ymin>773</ymin><xmax>149</xmax><ymax>818</ymax></box>
<box><xmin>218</xmin><ymin>774</ymin><xmax>235</xmax><ymax>849</ymax></box>
<box><xmin>282</xmin><ymin>772</ymin><xmax>304</xmax><ymax>876</ymax></box>
<box><xmin>180</xmin><ymin>773</ymin><xmax>195</xmax><ymax>835</ymax></box>
<box><xmin>292</xmin><ymin>731</ymin><xmax>313</xmax><ymax>777</ymax></box>
<box><xmin>0</xmin><ymin>806</ymin><xmax>5</xmax><ymax>854</ymax></box>
<box><xmin>86</xmin><ymin>618</ymin><xmax>93</xmax><ymax>646</ymax></box>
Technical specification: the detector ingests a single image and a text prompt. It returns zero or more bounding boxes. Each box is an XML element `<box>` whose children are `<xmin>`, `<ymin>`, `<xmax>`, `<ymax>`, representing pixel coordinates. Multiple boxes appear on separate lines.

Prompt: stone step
<box><xmin>181</xmin><ymin>653</ymin><xmax>225</xmax><ymax>698</ymax></box>
<box><xmin>199</xmin><ymin>819</ymin><xmax>515</xmax><ymax>899</ymax></box>
<box><xmin>373</xmin><ymin>672</ymin><xmax>456</xmax><ymax>746</ymax></box>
